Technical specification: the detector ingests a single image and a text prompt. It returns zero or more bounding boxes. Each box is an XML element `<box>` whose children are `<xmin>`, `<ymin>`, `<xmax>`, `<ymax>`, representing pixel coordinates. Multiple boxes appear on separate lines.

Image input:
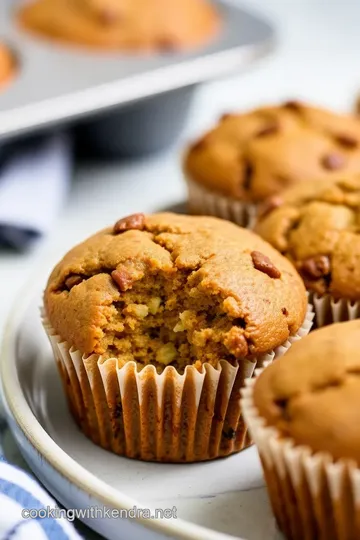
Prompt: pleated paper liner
<box><xmin>310</xmin><ymin>292</ymin><xmax>360</xmax><ymax>328</ymax></box>
<box><xmin>42</xmin><ymin>305</ymin><xmax>313</xmax><ymax>463</ymax></box>
<box><xmin>186</xmin><ymin>175</ymin><xmax>258</xmax><ymax>229</ymax></box>
<box><xmin>241</xmin><ymin>374</ymin><xmax>360</xmax><ymax>540</ymax></box>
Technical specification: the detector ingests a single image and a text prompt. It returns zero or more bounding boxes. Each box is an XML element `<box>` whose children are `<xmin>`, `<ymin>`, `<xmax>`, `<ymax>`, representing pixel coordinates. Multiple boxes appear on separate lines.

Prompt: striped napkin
<box><xmin>0</xmin><ymin>418</ymin><xmax>81</xmax><ymax>540</ymax></box>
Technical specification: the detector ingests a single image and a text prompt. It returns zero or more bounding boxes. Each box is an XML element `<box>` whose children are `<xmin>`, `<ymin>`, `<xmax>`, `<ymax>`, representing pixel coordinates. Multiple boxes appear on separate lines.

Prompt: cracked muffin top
<box><xmin>18</xmin><ymin>0</ymin><xmax>220</xmax><ymax>51</ymax></box>
<box><xmin>0</xmin><ymin>43</ymin><xmax>14</xmax><ymax>88</ymax></box>
<box><xmin>44</xmin><ymin>213</ymin><xmax>307</xmax><ymax>373</ymax></box>
<box><xmin>254</xmin><ymin>176</ymin><xmax>360</xmax><ymax>300</ymax></box>
<box><xmin>254</xmin><ymin>320</ymin><xmax>360</xmax><ymax>464</ymax></box>
<box><xmin>184</xmin><ymin>101</ymin><xmax>360</xmax><ymax>203</ymax></box>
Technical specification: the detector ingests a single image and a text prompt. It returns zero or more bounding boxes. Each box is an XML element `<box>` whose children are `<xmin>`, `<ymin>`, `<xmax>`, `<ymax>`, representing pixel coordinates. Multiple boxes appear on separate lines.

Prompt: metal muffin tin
<box><xmin>0</xmin><ymin>1</ymin><xmax>275</xmax><ymax>156</ymax></box>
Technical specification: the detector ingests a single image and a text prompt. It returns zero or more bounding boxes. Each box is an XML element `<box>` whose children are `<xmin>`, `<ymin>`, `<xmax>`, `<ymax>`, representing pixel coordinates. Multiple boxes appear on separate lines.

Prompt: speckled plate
<box><xmin>0</xmin><ymin>281</ymin><xmax>282</xmax><ymax>540</ymax></box>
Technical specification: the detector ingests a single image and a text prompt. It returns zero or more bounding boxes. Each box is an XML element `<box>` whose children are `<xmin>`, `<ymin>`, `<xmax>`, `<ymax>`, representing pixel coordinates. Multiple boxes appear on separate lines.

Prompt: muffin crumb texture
<box><xmin>45</xmin><ymin>213</ymin><xmax>307</xmax><ymax>373</ymax></box>
<box><xmin>254</xmin><ymin>320</ymin><xmax>360</xmax><ymax>464</ymax></box>
<box><xmin>185</xmin><ymin>102</ymin><xmax>360</xmax><ymax>202</ymax></box>
<box><xmin>255</xmin><ymin>175</ymin><xmax>360</xmax><ymax>300</ymax></box>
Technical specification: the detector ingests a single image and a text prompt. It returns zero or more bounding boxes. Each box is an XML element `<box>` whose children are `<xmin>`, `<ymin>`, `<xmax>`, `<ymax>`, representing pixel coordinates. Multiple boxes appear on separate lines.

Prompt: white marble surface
<box><xmin>0</xmin><ymin>0</ymin><xmax>360</xmax><ymax>538</ymax></box>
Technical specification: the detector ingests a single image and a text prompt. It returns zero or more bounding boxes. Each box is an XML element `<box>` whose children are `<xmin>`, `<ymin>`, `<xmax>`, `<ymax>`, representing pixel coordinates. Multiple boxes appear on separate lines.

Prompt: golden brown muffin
<box><xmin>254</xmin><ymin>175</ymin><xmax>360</xmax><ymax>304</ymax></box>
<box><xmin>241</xmin><ymin>321</ymin><xmax>360</xmax><ymax>540</ymax></box>
<box><xmin>45</xmin><ymin>212</ymin><xmax>307</xmax><ymax>368</ymax></box>
<box><xmin>0</xmin><ymin>43</ymin><xmax>15</xmax><ymax>88</ymax></box>
<box><xmin>18</xmin><ymin>0</ymin><xmax>220</xmax><ymax>52</ymax></box>
<box><xmin>184</xmin><ymin>101</ymin><xmax>360</xmax><ymax>226</ymax></box>
<box><xmin>43</xmin><ymin>212</ymin><xmax>311</xmax><ymax>462</ymax></box>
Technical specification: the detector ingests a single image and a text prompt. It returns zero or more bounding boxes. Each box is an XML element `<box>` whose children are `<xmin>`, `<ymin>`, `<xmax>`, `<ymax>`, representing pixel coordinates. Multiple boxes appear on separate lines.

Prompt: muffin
<box><xmin>18</xmin><ymin>0</ymin><xmax>220</xmax><ymax>52</ymax></box>
<box><xmin>184</xmin><ymin>101</ymin><xmax>360</xmax><ymax>227</ymax></box>
<box><xmin>242</xmin><ymin>320</ymin><xmax>360</xmax><ymax>540</ymax></box>
<box><xmin>0</xmin><ymin>43</ymin><xmax>15</xmax><ymax>88</ymax></box>
<box><xmin>254</xmin><ymin>175</ymin><xmax>360</xmax><ymax>326</ymax></box>
<box><xmin>42</xmin><ymin>212</ymin><xmax>312</xmax><ymax>462</ymax></box>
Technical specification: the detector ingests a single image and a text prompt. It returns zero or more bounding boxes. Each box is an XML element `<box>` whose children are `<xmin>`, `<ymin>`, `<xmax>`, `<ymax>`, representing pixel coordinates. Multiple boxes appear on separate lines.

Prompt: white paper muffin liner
<box><xmin>186</xmin><ymin>175</ymin><xmax>258</xmax><ymax>228</ymax></box>
<box><xmin>241</xmin><ymin>372</ymin><xmax>360</xmax><ymax>540</ymax></box>
<box><xmin>41</xmin><ymin>305</ymin><xmax>313</xmax><ymax>463</ymax></box>
<box><xmin>310</xmin><ymin>291</ymin><xmax>360</xmax><ymax>327</ymax></box>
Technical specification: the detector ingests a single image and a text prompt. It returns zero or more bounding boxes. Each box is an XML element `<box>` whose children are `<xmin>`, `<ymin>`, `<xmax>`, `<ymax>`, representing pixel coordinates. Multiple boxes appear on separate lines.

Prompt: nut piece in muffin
<box><xmin>18</xmin><ymin>0</ymin><xmax>220</xmax><ymax>52</ymax></box>
<box><xmin>242</xmin><ymin>321</ymin><xmax>360</xmax><ymax>540</ymax></box>
<box><xmin>184</xmin><ymin>101</ymin><xmax>360</xmax><ymax>226</ymax></box>
<box><xmin>254</xmin><ymin>175</ymin><xmax>360</xmax><ymax>324</ymax></box>
<box><xmin>0</xmin><ymin>43</ymin><xmax>15</xmax><ymax>88</ymax></box>
<box><xmin>43</xmin><ymin>213</ymin><xmax>310</xmax><ymax>462</ymax></box>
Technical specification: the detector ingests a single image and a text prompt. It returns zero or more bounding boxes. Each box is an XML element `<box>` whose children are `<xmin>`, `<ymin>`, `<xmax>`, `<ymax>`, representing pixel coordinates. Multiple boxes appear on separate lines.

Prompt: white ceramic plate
<box><xmin>0</xmin><ymin>283</ymin><xmax>282</xmax><ymax>540</ymax></box>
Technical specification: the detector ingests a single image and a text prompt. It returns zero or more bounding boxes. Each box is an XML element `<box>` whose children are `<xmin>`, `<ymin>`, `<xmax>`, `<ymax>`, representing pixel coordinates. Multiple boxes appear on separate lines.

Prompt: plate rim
<box><xmin>0</xmin><ymin>278</ymin><xmax>245</xmax><ymax>540</ymax></box>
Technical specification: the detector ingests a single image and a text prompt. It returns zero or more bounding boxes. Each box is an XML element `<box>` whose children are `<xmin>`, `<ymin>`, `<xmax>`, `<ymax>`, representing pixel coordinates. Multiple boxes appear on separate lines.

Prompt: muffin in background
<box><xmin>18</xmin><ymin>0</ymin><xmax>220</xmax><ymax>52</ymax></box>
<box><xmin>43</xmin><ymin>212</ymin><xmax>312</xmax><ymax>463</ymax></box>
<box><xmin>184</xmin><ymin>101</ymin><xmax>360</xmax><ymax>227</ymax></box>
<box><xmin>0</xmin><ymin>43</ymin><xmax>15</xmax><ymax>88</ymax></box>
<box><xmin>254</xmin><ymin>175</ymin><xmax>360</xmax><ymax>326</ymax></box>
<box><xmin>242</xmin><ymin>320</ymin><xmax>360</xmax><ymax>540</ymax></box>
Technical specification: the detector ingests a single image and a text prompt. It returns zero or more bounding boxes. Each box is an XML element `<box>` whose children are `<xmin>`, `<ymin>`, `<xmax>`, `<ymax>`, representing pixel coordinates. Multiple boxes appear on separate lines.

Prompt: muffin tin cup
<box><xmin>241</xmin><ymin>372</ymin><xmax>360</xmax><ymax>540</ymax></box>
<box><xmin>41</xmin><ymin>305</ymin><xmax>313</xmax><ymax>463</ymax></box>
<box><xmin>310</xmin><ymin>291</ymin><xmax>360</xmax><ymax>327</ymax></box>
<box><xmin>185</xmin><ymin>175</ymin><xmax>258</xmax><ymax>228</ymax></box>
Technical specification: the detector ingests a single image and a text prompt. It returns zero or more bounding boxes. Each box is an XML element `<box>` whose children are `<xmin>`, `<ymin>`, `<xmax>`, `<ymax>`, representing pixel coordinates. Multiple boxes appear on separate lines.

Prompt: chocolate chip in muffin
<box><xmin>297</xmin><ymin>255</ymin><xmax>331</xmax><ymax>280</ymax></box>
<box><xmin>113</xmin><ymin>213</ymin><xmax>145</xmax><ymax>234</ymax></box>
<box><xmin>111</xmin><ymin>268</ymin><xmax>134</xmax><ymax>291</ymax></box>
<box><xmin>251</xmin><ymin>251</ymin><xmax>281</xmax><ymax>279</ymax></box>
<box><xmin>242</xmin><ymin>160</ymin><xmax>254</xmax><ymax>191</ymax></box>
<box><xmin>65</xmin><ymin>274</ymin><xmax>84</xmax><ymax>290</ymax></box>
<box><xmin>283</xmin><ymin>100</ymin><xmax>302</xmax><ymax>112</ymax></box>
<box><xmin>282</xmin><ymin>307</ymin><xmax>289</xmax><ymax>316</ymax></box>
<box><xmin>222</xmin><ymin>427</ymin><xmax>236</xmax><ymax>440</ymax></box>
<box><xmin>335</xmin><ymin>134</ymin><xmax>358</xmax><ymax>149</ymax></box>
<box><xmin>255</xmin><ymin>122</ymin><xmax>279</xmax><ymax>138</ymax></box>
<box><xmin>321</xmin><ymin>153</ymin><xmax>345</xmax><ymax>171</ymax></box>
<box><xmin>258</xmin><ymin>195</ymin><xmax>284</xmax><ymax>219</ymax></box>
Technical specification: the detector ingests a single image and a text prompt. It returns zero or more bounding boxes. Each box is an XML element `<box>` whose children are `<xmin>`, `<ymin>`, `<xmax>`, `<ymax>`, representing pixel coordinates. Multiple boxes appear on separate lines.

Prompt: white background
<box><xmin>1</xmin><ymin>0</ymin><xmax>360</xmax><ymax>337</ymax></box>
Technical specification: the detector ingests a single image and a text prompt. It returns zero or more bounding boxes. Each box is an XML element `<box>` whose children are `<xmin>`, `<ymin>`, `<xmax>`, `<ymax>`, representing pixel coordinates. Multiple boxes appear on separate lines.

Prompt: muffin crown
<box><xmin>253</xmin><ymin>320</ymin><xmax>360</xmax><ymax>464</ymax></box>
<box><xmin>185</xmin><ymin>101</ymin><xmax>360</xmax><ymax>202</ymax></box>
<box><xmin>18</xmin><ymin>0</ymin><xmax>220</xmax><ymax>51</ymax></box>
<box><xmin>44</xmin><ymin>213</ymin><xmax>306</xmax><ymax>367</ymax></box>
<box><xmin>255</xmin><ymin>175</ymin><xmax>360</xmax><ymax>300</ymax></box>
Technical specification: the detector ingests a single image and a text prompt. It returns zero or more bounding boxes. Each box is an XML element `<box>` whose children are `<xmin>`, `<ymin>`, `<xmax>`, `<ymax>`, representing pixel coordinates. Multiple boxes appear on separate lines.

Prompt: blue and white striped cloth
<box><xmin>0</xmin><ymin>420</ymin><xmax>81</xmax><ymax>540</ymax></box>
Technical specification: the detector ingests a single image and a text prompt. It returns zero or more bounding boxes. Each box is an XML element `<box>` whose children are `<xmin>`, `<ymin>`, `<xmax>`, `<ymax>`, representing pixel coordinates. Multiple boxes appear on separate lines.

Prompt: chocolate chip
<box><xmin>257</xmin><ymin>195</ymin><xmax>284</xmax><ymax>219</ymax></box>
<box><xmin>283</xmin><ymin>100</ymin><xmax>302</xmax><ymax>112</ymax></box>
<box><xmin>297</xmin><ymin>255</ymin><xmax>331</xmax><ymax>279</ymax></box>
<box><xmin>113</xmin><ymin>213</ymin><xmax>145</xmax><ymax>234</ymax></box>
<box><xmin>65</xmin><ymin>275</ymin><xmax>84</xmax><ymax>290</ymax></box>
<box><xmin>321</xmin><ymin>153</ymin><xmax>345</xmax><ymax>170</ymax></box>
<box><xmin>242</xmin><ymin>161</ymin><xmax>254</xmax><ymax>190</ymax></box>
<box><xmin>282</xmin><ymin>307</ymin><xmax>289</xmax><ymax>316</ymax></box>
<box><xmin>111</xmin><ymin>268</ymin><xmax>134</xmax><ymax>291</ymax></box>
<box><xmin>222</xmin><ymin>428</ymin><xmax>236</xmax><ymax>440</ymax></box>
<box><xmin>255</xmin><ymin>122</ymin><xmax>279</xmax><ymax>138</ymax></box>
<box><xmin>275</xmin><ymin>398</ymin><xmax>290</xmax><ymax>420</ymax></box>
<box><xmin>220</xmin><ymin>113</ymin><xmax>234</xmax><ymax>121</ymax></box>
<box><xmin>251</xmin><ymin>251</ymin><xmax>281</xmax><ymax>279</ymax></box>
<box><xmin>335</xmin><ymin>134</ymin><xmax>358</xmax><ymax>149</ymax></box>
<box><xmin>158</xmin><ymin>38</ymin><xmax>177</xmax><ymax>52</ymax></box>
<box><xmin>98</xmin><ymin>9</ymin><xmax>119</xmax><ymax>25</ymax></box>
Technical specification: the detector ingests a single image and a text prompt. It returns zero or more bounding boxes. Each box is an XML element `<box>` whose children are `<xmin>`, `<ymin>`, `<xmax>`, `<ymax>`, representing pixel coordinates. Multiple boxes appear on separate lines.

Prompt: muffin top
<box><xmin>253</xmin><ymin>320</ymin><xmax>360</xmax><ymax>464</ymax></box>
<box><xmin>184</xmin><ymin>101</ymin><xmax>360</xmax><ymax>203</ymax></box>
<box><xmin>0</xmin><ymin>43</ymin><xmax>14</xmax><ymax>87</ymax></box>
<box><xmin>18</xmin><ymin>0</ymin><xmax>220</xmax><ymax>51</ymax></box>
<box><xmin>44</xmin><ymin>213</ymin><xmax>307</xmax><ymax>373</ymax></box>
<box><xmin>254</xmin><ymin>175</ymin><xmax>360</xmax><ymax>300</ymax></box>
